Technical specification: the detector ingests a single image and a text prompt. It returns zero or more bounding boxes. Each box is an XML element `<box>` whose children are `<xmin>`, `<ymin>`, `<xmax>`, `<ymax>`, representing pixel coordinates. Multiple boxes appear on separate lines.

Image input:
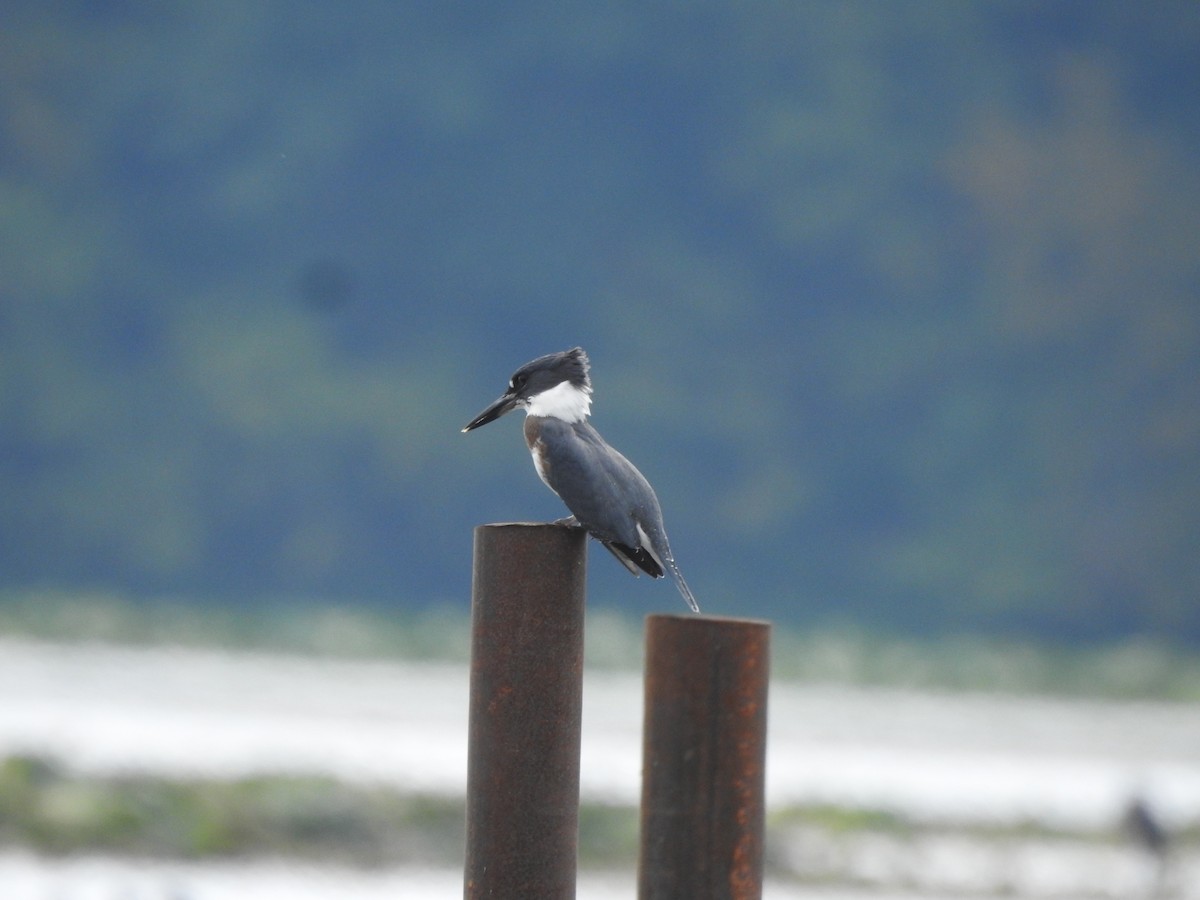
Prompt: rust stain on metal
<box><xmin>464</xmin><ymin>523</ymin><xmax>588</xmax><ymax>900</ymax></box>
<box><xmin>638</xmin><ymin>614</ymin><xmax>771</xmax><ymax>900</ymax></box>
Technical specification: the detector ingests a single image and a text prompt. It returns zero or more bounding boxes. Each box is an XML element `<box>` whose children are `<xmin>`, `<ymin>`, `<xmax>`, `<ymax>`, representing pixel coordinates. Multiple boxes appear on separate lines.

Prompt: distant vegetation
<box><xmin>3</xmin><ymin>754</ymin><xmax>1193</xmax><ymax>887</ymax></box>
<box><xmin>0</xmin><ymin>753</ymin><xmax>468</xmax><ymax>865</ymax></box>
<box><xmin>0</xmin><ymin>753</ymin><xmax>637</xmax><ymax>867</ymax></box>
<box><xmin>2</xmin><ymin>5</ymin><xmax>1198</xmax><ymax>642</ymax></box>
<box><xmin>3</xmin><ymin>590</ymin><xmax>1199</xmax><ymax>700</ymax></box>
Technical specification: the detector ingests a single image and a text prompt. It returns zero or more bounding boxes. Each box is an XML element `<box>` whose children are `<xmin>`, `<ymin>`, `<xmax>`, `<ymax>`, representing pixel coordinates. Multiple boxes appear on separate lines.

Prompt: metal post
<box><xmin>638</xmin><ymin>614</ymin><xmax>771</xmax><ymax>900</ymax></box>
<box><xmin>464</xmin><ymin>522</ymin><xmax>588</xmax><ymax>900</ymax></box>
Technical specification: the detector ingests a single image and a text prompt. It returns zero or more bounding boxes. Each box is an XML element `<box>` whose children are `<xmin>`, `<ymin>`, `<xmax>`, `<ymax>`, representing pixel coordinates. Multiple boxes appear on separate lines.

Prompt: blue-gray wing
<box><xmin>535</xmin><ymin>420</ymin><xmax>661</xmax><ymax>548</ymax></box>
<box><xmin>533</xmin><ymin>418</ymin><xmax>700</xmax><ymax>613</ymax></box>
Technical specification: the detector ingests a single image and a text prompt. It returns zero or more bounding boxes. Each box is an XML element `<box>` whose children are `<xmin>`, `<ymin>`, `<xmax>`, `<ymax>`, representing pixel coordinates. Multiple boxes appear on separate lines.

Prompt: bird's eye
<box><xmin>510</xmin><ymin>373</ymin><xmax>527</xmax><ymax>391</ymax></box>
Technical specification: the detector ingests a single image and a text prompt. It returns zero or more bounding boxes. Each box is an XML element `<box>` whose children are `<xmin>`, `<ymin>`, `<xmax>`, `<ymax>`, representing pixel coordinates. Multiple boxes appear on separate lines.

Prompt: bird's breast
<box><xmin>522</xmin><ymin>415</ymin><xmax>542</xmax><ymax>451</ymax></box>
<box><xmin>524</xmin><ymin>416</ymin><xmax>552</xmax><ymax>488</ymax></box>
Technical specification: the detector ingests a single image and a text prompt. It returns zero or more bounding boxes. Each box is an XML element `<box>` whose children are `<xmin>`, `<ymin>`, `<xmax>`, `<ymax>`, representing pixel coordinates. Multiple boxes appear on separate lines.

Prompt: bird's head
<box><xmin>462</xmin><ymin>347</ymin><xmax>593</xmax><ymax>432</ymax></box>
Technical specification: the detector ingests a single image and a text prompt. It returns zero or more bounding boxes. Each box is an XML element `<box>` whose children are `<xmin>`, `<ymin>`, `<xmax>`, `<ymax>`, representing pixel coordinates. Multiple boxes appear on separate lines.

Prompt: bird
<box><xmin>462</xmin><ymin>347</ymin><xmax>699</xmax><ymax>613</ymax></box>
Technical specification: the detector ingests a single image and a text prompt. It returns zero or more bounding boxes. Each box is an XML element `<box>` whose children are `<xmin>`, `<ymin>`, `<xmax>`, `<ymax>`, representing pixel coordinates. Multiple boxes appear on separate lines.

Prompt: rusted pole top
<box><xmin>464</xmin><ymin>522</ymin><xmax>588</xmax><ymax>900</ymax></box>
<box><xmin>638</xmin><ymin>614</ymin><xmax>771</xmax><ymax>900</ymax></box>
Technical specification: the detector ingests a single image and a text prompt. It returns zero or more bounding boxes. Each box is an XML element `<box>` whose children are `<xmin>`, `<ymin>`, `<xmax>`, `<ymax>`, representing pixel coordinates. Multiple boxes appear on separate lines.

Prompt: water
<box><xmin>2</xmin><ymin>849</ymin><xmax>1195</xmax><ymax>900</ymax></box>
<box><xmin>3</xmin><ymin>637</ymin><xmax>1197</xmax><ymax>826</ymax></box>
<box><xmin>2</xmin><ymin>637</ymin><xmax>1199</xmax><ymax>897</ymax></box>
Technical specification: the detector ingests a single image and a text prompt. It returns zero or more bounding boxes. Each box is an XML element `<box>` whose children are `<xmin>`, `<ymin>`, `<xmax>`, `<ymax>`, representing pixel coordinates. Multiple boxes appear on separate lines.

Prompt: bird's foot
<box><xmin>551</xmin><ymin>515</ymin><xmax>582</xmax><ymax>528</ymax></box>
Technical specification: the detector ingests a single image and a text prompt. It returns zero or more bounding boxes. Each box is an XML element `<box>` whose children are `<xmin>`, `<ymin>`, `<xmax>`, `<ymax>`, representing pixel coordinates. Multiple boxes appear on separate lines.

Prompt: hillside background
<box><xmin>2</xmin><ymin>2</ymin><xmax>1197</xmax><ymax>644</ymax></box>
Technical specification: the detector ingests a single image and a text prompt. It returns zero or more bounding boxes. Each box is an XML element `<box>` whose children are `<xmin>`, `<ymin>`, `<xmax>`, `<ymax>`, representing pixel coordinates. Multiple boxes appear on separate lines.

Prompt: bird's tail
<box><xmin>666</xmin><ymin>559</ymin><xmax>700</xmax><ymax>613</ymax></box>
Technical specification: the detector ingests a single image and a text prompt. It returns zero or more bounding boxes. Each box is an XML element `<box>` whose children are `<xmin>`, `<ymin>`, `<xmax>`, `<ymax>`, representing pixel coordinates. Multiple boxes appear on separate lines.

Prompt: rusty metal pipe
<box><xmin>464</xmin><ymin>522</ymin><xmax>588</xmax><ymax>900</ymax></box>
<box><xmin>638</xmin><ymin>614</ymin><xmax>771</xmax><ymax>900</ymax></box>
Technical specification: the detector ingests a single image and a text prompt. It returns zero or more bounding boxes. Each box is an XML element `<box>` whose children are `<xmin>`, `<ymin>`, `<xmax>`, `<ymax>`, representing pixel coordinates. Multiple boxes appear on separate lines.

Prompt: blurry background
<box><xmin>2</xmin><ymin>1</ymin><xmax>1198</xmax><ymax>639</ymax></box>
<box><xmin>2</xmin><ymin>2</ymin><xmax>1199</xmax><ymax>897</ymax></box>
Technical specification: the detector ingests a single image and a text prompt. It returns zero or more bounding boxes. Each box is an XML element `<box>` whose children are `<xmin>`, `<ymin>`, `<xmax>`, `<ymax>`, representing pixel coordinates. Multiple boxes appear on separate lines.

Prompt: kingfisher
<box><xmin>462</xmin><ymin>347</ymin><xmax>699</xmax><ymax>613</ymax></box>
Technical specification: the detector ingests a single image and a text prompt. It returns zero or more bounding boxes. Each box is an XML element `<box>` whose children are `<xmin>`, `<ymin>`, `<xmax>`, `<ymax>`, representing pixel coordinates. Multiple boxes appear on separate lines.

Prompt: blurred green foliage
<box><xmin>0</xmin><ymin>754</ymin><xmax>467</xmax><ymax>864</ymax></box>
<box><xmin>4</xmin><ymin>590</ymin><xmax>1199</xmax><ymax>699</ymax></box>
<box><xmin>0</xmin><ymin>754</ymin><xmax>639</xmax><ymax>866</ymax></box>
<box><xmin>1</xmin><ymin>3</ymin><xmax>1197</xmax><ymax>641</ymax></box>
<box><xmin>4</xmin><ymin>755</ymin><xmax>1192</xmax><ymax>870</ymax></box>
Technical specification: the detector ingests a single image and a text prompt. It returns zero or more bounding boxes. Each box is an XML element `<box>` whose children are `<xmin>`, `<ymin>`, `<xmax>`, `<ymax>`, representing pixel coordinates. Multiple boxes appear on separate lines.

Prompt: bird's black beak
<box><xmin>462</xmin><ymin>391</ymin><xmax>521</xmax><ymax>433</ymax></box>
